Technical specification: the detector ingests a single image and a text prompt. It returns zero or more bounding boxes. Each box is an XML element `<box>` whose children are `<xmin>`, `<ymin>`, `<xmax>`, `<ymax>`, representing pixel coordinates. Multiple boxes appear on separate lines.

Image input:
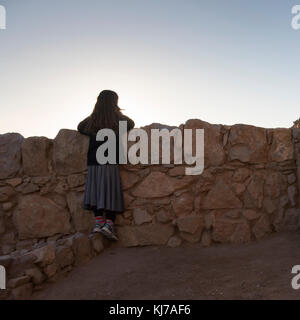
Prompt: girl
<box><xmin>77</xmin><ymin>90</ymin><xmax>135</xmax><ymax>240</ymax></box>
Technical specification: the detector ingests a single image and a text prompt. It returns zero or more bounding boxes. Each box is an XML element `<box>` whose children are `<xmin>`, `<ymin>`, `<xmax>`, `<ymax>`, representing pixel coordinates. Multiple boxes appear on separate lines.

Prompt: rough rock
<box><xmin>280</xmin><ymin>195</ymin><xmax>289</xmax><ymax>208</ymax></box>
<box><xmin>135</xmin><ymin>224</ymin><xmax>174</xmax><ymax>246</ymax></box>
<box><xmin>67</xmin><ymin>174</ymin><xmax>86</xmax><ymax>188</ymax></box>
<box><xmin>0</xmin><ymin>255</ymin><xmax>13</xmax><ymax>268</ymax></box>
<box><xmin>247</xmin><ymin>173</ymin><xmax>264</xmax><ymax>208</ymax></box>
<box><xmin>115</xmin><ymin>214</ymin><xmax>131</xmax><ymax>226</ymax></box>
<box><xmin>117</xmin><ymin>226</ymin><xmax>139</xmax><ymax>247</ymax></box>
<box><xmin>288</xmin><ymin>173</ymin><xmax>297</xmax><ymax>185</ymax></box>
<box><xmin>120</xmin><ymin>170</ymin><xmax>140</xmax><ymax>190</ymax></box>
<box><xmin>31</xmin><ymin>176</ymin><xmax>51</xmax><ymax>186</ymax></box>
<box><xmin>22</xmin><ymin>137</ymin><xmax>52</xmax><ymax>176</ymax></box>
<box><xmin>132</xmin><ymin>172</ymin><xmax>194</xmax><ymax>198</ymax></box>
<box><xmin>180</xmin><ymin>228</ymin><xmax>203</xmax><ymax>243</ymax></box>
<box><xmin>8</xmin><ymin>253</ymin><xmax>36</xmax><ymax>278</ymax></box>
<box><xmin>177</xmin><ymin>215</ymin><xmax>204</xmax><ymax>234</ymax></box>
<box><xmin>202</xmin><ymin>178</ymin><xmax>242</xmax><ymax>209</ymax></box>
<box><xmin>31</xmin><ymin>245</ymin><xmax>56</xmax><ymax>267</ymax></box>
<box><xmin>264</xmin><ymin>172</ymin><xmax>282</xmax><ymax>199</ymax></box>
<box><xmin>16</xmin><ymin>182</ymin><xmax>40</xmax><ymax>195</ymax></box>
<box><xmin>263</xmin><ymin>198</ymin><xmax>277</xmax><ymax>214</ymax></box>
<box><xmin>0</xmin><ymin>186</ymin><xmax>16</xmax><ymax>202</ymax></box>
<box><xmin>89</xmin><ymin>234</ymin><xmax>104</xmax><ymax>254</ymax></box>
<box><xmin>228</xmin><ymin>125</ymin><xmax>267</xmax><ymax>163</ymax></box>
<box><xmin>117</xmin><ymin>224</ymin><xmax>174</xmax><ymax>247</ymax></box>
<box><xmin>55</xmin><ymin>246</ymin><xmax>75</xmax><ymax>269</ymax></box>
<box><xmin>212</xmin><ymin>213</ymin><xmax>238</xmax><ymax>243</ymax></box>
<box><xmin>16</xmin><ymin>195</ymin><xmax>71</xmax><ymax>239</ymax></box>
<box><xmin>0</xmin><ymin>217</ymin><xmax>5</xmax><ymax>234</ymax></box>
<box><xmin>156</xmin><ymin>208</ymin><xmax>173</xmax><ymax>223</ymax></box>
<box><xmin>72</xmin><ymin>233</ymin><xmax>93</xmax><ymax>265</ymax></box>
<box><xmin>172</xmin><ymin>192</ymin><xmax>194</xmax><ymax>216</ymax></box>
<box><xmin>252</xmin><ymin>215</ymin><xmax>272</xmax><ymax>239</ymax></box>
<box><xmin>288</xmin><ymin>185</ymin><xmax>298</xmax><ymax>207</ymax></box>
<box><xmin>44</xmin><ymin>263</ymin><xmax>57</xmax><ymax>278</ymax></box>
<box><xmin>232</xmin><ymin>168</ymin><xmax>251</xmax><ymax>182</ymax></box>
<box><xmin>225</xmin><ymin>209</ymin><xmax>241</xmax><ymax>219</ymax></box>
<box><xmin>0</xmin><ymin>133</ymin><xmax>24</xmax><ymax>179</ymax></box>
<box><xmin>283</xmin><ymin>208</ymin><xmax>300</xmax><ymax>231</ymax></box>
<box><xmin>124</xmin><ymin>193</ymin><xmax>134</xmax><ymax>207</ymax></box>
<box><xmin>133</xmin><ymin>208</ymin><xmax>152</xmax><ymax>225</ymax></box>
<box><xmin>6</xmin><ymin>178</ymin><xmax>22</xmax><ymax>187</ymax></box>
<box><xmin>230</xmin><ymin>221</ymin><xmax>251</xmax><ymax>244</ymax></box>
<box><xmin>168</xmin><ymin>166</ymin><xmax>186</xmax><ymax>177</ymax></box>
<box><xmin>242</xmin><ymin>209</ymin><xmax>260</xmax><ymax>221</ymax></box>
<box><xmin>2</xmin><ymin>202</ymin><xmax>14</xmax><ymax>212</ymax></box>
<box><xmin>269</xmin><ymin>129</ymin><xmax>294</xmax><ymax>162</ymax></box>
<box><xmin>231</xmin><ymin>183</ymin><xmax>246</xmax><ymax>196</ymax></box>
<box><xmin>53</xmin><ymin>129</ymin><xmax>89</xmax><ymax>175</ymax></box>
<box><xmin>66</xmin><ymin>192</ymin><xmax>94</xmax><ymax>233</ymax></box>
<box><xmin>184</xmin><ymin>119</ymin><xmax>225</xmax><ymax>167</ymax></box>
<box><xmin>8</xmin><ymin>275</ymin><xmax>31</xmax><ymax>289</ymax></box>
<box><xmin>25</xmin><ymin>268</ymin><xmax>46</xmax><ymax>285</ymax></box>
<box><xmin>167</xmin><ymin>236</ymin><xmax>182</xmax><ymax>248</ymax></box>
<box><xmin>10</xmin><ymin>283</ymin><xmax>33</xmax><ymax>300</ymax></box>
<box><xmin>201</xmin><ymin>230</ymin><xmax>212</xmax><ymax>247</ymax></box>
<box><xmin>16</xmin><ymin>239</ymin><xmax>37</xmax><ymax>251</ymax></box>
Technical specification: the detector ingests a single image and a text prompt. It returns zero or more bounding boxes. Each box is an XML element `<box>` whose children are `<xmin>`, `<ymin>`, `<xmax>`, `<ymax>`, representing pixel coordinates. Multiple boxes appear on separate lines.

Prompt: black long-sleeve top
<box><xmin>77</xmin><ymin>114</ymin><xmax>135</xmax><ymax>166</ymax></box>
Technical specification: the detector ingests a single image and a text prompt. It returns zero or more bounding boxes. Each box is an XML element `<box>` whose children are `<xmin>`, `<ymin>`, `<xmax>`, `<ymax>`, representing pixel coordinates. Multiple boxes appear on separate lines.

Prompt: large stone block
<box><xmin>16</xmin><ymin>194</ymin><xmax>72</xmax><ymax>239</ymax></box>
<box><xmin>22</xmin><ymin>137</ymin><xmax>52</xmax><ymax>176</ymax></box>
<box><xmin>132</xmin><ymin>172</ymin><xmax>194</xmax><ymax>198</ymax></box>
<box><xmin>120</xmin><ymin>169</ymin><xmax>140</xmax><ymax>190</ymax></box>
<box><xmin>202</xmin><ymin>178</ymin><xmax>242</xmax><ymax>209</ymax></box>
<box><xmin>211</xmin><ymin>210</ymin><xmax>250</xmax><ymax>243</ymax></box>
<box><xmin>252</xmin><ymin>215</ymin><xmax>271</xmax><ymax>239</ymax></box>
<box><xmin>66</xmin><ymin>192</ymin><xmax>94</xmax><ymax>233</ymax></box>
<box><xmin>230</xmin><ymin>221</ymin><xmax>251</xmax><ymax>244</ymax></box>
<box><xmin>283</xmin><ymin>208</ymin><xmax>300</xmax><ymax>231</ymax></box>
<box><xmin>269</xmin><ymin>129</ymin><xmax>294</xmax><ymax>162</ymax></box>
<box><xmin>177</xmin><ymin>215</ymin><xmax>204</xmax><ymax>234</ymax></box>
<box><xmin>212</xmin><ymin>211</ymin><xmax>239</xmax><ymax>243</ymax></box>
<box><xmin>264</xmin><ymin>172</ymin><xmax>282</xmax><ymax>199</ymax></box>
<box><xmin>0</xmin><ymin>133</ymin><xmax>24</xmax><ymax>179</ymax></box>
<box><xmin>53</xmin><ymin>129</ymin><xmax>89</xmax><ymax>175</ymax></box>
<box><xmin>228</xmin><ymin>124</ymin><xmax>267</xmax><ymax>163</ymax></box>
<box><xmin>55</xmin><ymin>245</ymin><xmax>75</xmax><ymax>268</ymax></box>
<box><xmin>247</xmin><ymin>173</ymin><xmax>265</xmax><ymax>208</ymax></box>
<box><xmin>184</xmin><ymin>119</ymin><xmax>225</xmax><ymax>167</ymax></box>
<box><xmin>133</xmin><ymin>208</ymin><xmax>152</xmax><ymax>225</ymax></box>
<box><xmin>72</xmin><ymin>233</ymin><xmax>93</xmax><ymax>265</ymax></box>
<box><xmin>172</xmin><ymin>192</ymin><xmax>194</xmax><ymax>216</ymax></box>
<box><xmin>30</xmin><ymin>244</ymin><xmax>56</xmax><ymax>267</ymax></box>
<box><xmin>117</xmin><ymin>224</ymin><xmax>174</xmax><ymax>247</ymax></box>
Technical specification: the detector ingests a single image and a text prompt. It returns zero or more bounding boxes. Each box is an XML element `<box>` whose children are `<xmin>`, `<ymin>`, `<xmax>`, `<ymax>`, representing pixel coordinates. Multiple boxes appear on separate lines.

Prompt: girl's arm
<box><xmin>77</xmin><ymin>117</ymin><xmax>91</xmax><ymax>136</ymax></box>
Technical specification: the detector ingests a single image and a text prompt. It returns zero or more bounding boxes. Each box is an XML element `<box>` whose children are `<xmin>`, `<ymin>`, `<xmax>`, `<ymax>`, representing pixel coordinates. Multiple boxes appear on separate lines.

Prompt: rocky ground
<box><xmin>32</xmin><ymin>231</ymin><xmax>300</xmax><ymax>300</ymax></box>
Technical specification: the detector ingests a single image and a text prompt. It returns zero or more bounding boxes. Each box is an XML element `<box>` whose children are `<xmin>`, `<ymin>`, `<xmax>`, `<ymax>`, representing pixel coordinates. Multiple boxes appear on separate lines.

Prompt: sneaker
<box><xmin>92</xmin><ymin>223</ymin><xmax>103</xmax><ymax>234</ymax></box>
<box><xmin>101</xmin><ymin>222</ymin><xmax>119</xmax><ymax>241</ymax></box>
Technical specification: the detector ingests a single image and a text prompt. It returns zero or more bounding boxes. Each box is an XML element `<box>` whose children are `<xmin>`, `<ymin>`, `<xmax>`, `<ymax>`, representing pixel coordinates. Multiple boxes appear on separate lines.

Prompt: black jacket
<box><xmin>77</xmin><ymin>114</ymin><xmax>135</xmax><ymax>166</ymax></box>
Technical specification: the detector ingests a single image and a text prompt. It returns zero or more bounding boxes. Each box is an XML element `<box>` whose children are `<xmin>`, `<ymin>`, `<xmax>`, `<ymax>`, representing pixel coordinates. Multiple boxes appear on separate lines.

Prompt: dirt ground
<box><xmin>32</xmin><ymin>231</ymin><xmax>300</xmax><ymax>300</ymax></box>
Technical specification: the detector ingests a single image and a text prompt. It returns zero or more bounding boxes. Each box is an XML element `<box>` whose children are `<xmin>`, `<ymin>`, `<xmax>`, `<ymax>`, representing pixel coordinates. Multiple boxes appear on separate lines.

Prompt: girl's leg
<box><xmin>101</xmin><ymin>211</ymin><xmax>118</xmax><ymax>240</ymax></box>
<box><xmin>92</xmin><ymin>208</ymin><xmax>106</xmax><ymax>232</ymax></box>
<box><xmin>93</xmin><ymin>208</ymin><xmax>105</xmax><ymax>216</ymax></box>
<box><xmin>105</xmin><ymin>210</ymin><xmax>116</xmax><ymax>223</ymax></box>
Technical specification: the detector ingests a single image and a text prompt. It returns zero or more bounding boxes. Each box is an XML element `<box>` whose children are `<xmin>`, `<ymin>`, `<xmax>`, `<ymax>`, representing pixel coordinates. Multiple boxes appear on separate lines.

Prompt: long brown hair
<box><xmin>86</xmin><ymin>90</ymin><xmax>123</xmax><ymax>135</ymax></box>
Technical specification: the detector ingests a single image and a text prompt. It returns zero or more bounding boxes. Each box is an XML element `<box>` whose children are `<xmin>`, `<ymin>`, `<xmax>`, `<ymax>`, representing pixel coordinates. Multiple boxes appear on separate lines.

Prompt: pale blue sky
<box><xmin>0</xmin><ymin>0</ymin><xmax>300</xmax><ymax>138</ymax></box>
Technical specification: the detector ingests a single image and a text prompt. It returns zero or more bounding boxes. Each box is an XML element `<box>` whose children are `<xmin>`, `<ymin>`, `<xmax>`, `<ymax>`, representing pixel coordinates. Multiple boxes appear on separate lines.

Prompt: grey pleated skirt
<box><xmin>83</xmin><ymin>164</ymin><xmax>124</xmax><ymax>212</ymax></box>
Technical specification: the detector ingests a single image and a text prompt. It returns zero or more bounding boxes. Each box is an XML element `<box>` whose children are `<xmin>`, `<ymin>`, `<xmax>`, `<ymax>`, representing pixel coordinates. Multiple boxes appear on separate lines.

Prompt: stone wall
<box><xmin>0</xmin><ymin>119</ymin><xmax>300</xmax><ymax>299</ymax></box>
